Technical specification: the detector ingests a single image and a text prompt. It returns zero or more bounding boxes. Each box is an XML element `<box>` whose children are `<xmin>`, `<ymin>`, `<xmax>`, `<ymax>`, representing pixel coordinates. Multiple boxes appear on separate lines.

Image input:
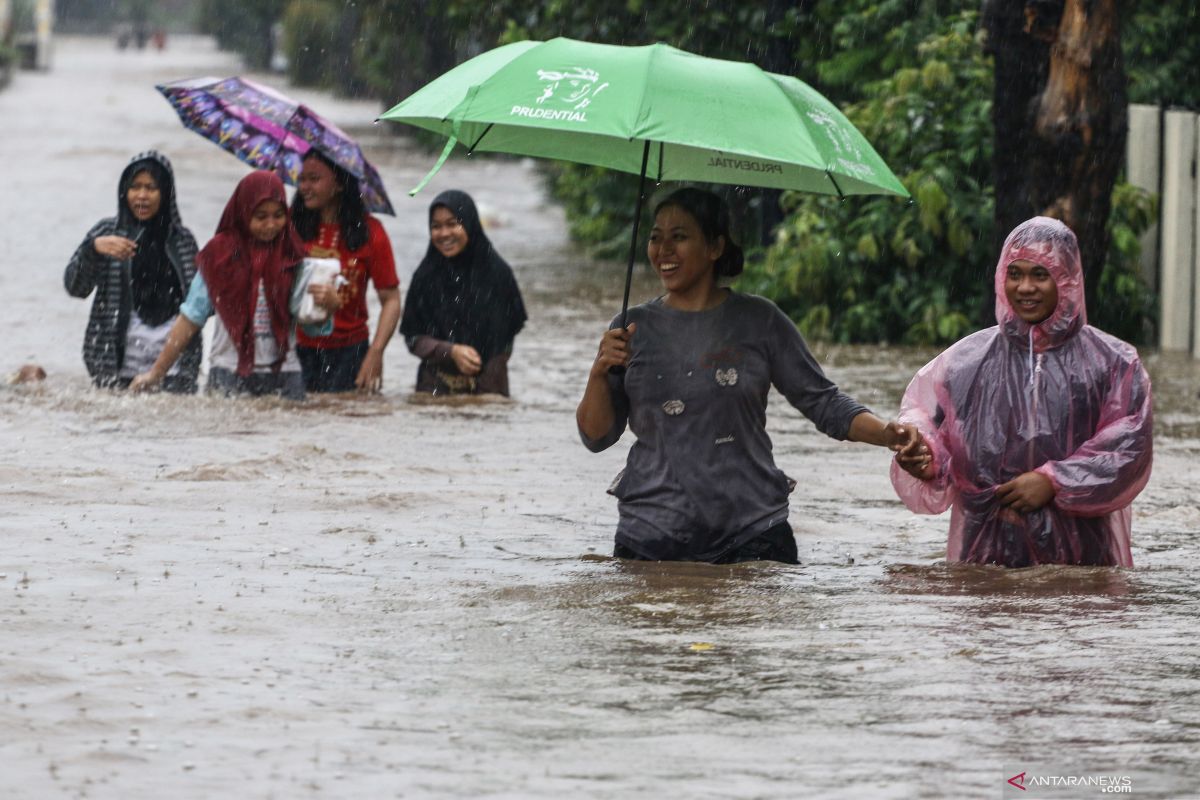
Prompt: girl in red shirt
<box><xmin>291</xmin><ymin>151</ymin><xmax>401</xmax><ymax>393</ymax></box>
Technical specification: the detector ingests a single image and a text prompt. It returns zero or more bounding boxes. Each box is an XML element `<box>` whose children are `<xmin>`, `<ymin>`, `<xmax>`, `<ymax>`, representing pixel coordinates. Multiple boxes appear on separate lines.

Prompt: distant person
<box><xmin>151</xmin><ymin>28</ymin><xmax>167</xmax><ymax>51</ymax></box>
<box><xmin>576</xmin><ymin>187</ymin><xmax>919</xmax><ymax>563</ymax></box>
<box><xmin>133</xmin><ymin>20</ymin><xmax>149</xmax><ymax>50</ymax></box>
<box><xmin>399</xmin><ymin>190</ymin><xmax>526</xmax><ymax>396</ymax></box>
<box><xmin>130</xmin><ymin>171</ymin><xmax>339</xmax><ymax>399</ymax></box>
<box><xmin>291</xmin><ymin>150</ymin><xmax>401</xmax><ymax>393</ymax></box>
<box><xmin>891</xmin><ymin>217</ymin><xmax>1153</xmax><ymax>567</ymax></box>
<box><xmin>65</xmin><ymin>151</ymin><xmax>200</xmax><ymax>392</ymax></box>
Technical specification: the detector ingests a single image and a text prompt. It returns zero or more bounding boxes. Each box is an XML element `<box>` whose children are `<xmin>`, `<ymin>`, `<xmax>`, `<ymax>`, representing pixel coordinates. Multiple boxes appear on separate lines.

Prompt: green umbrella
<box><xmin>379</xmin><ymin>37</ymin><xmax>908</xmax><ymax>321</ymax></box>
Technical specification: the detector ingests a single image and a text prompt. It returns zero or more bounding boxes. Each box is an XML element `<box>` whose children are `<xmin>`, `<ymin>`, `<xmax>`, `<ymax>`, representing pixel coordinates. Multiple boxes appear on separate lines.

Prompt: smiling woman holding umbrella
<box><xmin>576</xmin><ymin>188</ymin><xmax>923</xmax><ymax>563</ymax></box>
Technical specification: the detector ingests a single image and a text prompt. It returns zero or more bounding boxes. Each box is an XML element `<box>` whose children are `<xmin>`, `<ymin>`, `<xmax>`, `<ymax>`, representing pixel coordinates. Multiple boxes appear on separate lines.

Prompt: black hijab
<box><xmin>400</xmin><ymin>190</ymin><xmax>527</xmax><ymax>363</ymax></box>
<box><xmin>117</xmin><ymin>156</ymin><xmax>182</xmax><ymax>327</ymax></box>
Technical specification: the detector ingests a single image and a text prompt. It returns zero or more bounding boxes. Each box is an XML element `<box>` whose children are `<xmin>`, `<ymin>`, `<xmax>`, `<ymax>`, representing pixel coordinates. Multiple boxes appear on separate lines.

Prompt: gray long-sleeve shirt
<box><xmin>581</xmin><ymin>292</ymin><xmax>868</xmax><ymax>561</ymax></box>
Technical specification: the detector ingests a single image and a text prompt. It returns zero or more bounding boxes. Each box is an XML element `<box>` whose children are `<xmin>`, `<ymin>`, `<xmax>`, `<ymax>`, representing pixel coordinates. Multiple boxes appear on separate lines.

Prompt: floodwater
<box><xmin>1</xmin><ymin>36</ymin><xmax>1198</xmax><ymax>800</ymax></box>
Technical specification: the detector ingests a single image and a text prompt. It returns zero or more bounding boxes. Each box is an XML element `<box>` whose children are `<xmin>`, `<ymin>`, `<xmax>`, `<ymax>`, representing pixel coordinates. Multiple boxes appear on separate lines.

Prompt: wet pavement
<box><xmin>0</xmin><ymin>35</ymin><xmax>1198</xmax><ymax>800</ymax></box>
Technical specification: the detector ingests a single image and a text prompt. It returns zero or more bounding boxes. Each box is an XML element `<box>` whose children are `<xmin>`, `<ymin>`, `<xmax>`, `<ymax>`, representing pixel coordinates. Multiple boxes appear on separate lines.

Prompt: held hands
<box><xmin>994</xmin><ymin>472</ymin><xmax>1056</xmax><ymax>514</ymax></box>
<box><xmin>94</xmin><ymin>235</ymin><xmax>139</xmax><ymax>260</ymax></box>
<box><xmin>591</xmin><ymin>323</ymin><xmax>636</xmax><ymax>377</ymax></box>
<box><xmin>887</xmin><ymin>422</ymin><xmax>936</xmax><ymax>481</ymax></box>
<box><xmin>450</xmin><ymin>343</ymin><xmax>482</xmax><ymax>376</ymax></box>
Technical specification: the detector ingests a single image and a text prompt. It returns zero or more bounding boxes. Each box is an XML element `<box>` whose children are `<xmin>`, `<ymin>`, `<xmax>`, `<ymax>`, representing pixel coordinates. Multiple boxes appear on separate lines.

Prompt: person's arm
<box><xmin>888</xmin><ymin>356</ymin><xmax>956</xmax><ymax>515</ymax></box>
<box><xmin>1019</xmin><ymin>353</ymin><xmax>1153</xmax><ymax>516</ymax></box>
<box><xmin>129</xmin><ymin>314</ymin><xmax>201</xmax><ymax>391</ymax></box>
<box><xmin>576</xmin><ymin>323</ymin><xmax>634</xmax><ymax>450</ymax></box>
<box><xmin>846</xmin><ymin>412</ymin><xmax>922</xmax><ymax>452</ymax></box>
<box><xmin>64</xmin><ymin>221</ymin><xmax>119</xmax><ymax>298</ymax></box>
<box><xmin>407</xmin><ymin>334</ymin><xmax>452</xmax><ymax>362</ymax></box>
<box><xmin>406</xmin><ymin>335</ymin><xmax>482</xmax><ymax>376</ymax></box>
<box><xmin>355</xmin><ymin>286</ymin><xmax>401</xmax><ymax>392</ymax></box>
<box><xmin>766</xmin><ymin>302</ymin><xmax>914</xmax><ymax>451</ymax></box>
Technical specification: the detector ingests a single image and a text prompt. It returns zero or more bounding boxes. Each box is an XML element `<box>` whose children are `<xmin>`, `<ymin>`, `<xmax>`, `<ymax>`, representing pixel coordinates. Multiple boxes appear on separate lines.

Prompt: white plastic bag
<box><xmin>295</xmin><ymin>257</ymin><xmax>342</xmax><ymax>325</ymax></box>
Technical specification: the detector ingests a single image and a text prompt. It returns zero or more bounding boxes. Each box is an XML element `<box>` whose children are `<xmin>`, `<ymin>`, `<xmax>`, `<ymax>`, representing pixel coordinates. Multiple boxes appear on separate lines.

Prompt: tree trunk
<box><xmin>982</xmin><ymin>0</ymin><xmax>1126</xmax><ymax>320</ymax></box>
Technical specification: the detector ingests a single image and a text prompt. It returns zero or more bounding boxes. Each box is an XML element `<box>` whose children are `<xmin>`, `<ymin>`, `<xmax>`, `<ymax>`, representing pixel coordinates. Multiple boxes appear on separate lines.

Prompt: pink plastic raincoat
<box><xmin>890</xmin><ymin>217</ymin><xmax>1153</xmax><ymax>567</ymax></box>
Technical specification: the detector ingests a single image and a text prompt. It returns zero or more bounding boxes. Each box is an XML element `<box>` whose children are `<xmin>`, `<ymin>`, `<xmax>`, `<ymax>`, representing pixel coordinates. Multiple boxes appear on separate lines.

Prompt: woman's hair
<box><xmin>653</xmin><ymin>187</ymin><xmax>745</xmax><ymax>278</ymax></box>
<box><xmin>290</xmin><ymin>150</ymin><xmax>369</xmax><ymax>251</ymax></box>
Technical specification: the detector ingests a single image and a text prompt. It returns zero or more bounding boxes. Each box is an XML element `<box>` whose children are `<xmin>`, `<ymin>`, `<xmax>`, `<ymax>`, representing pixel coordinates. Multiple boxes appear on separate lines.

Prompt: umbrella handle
<box><xmin>611</xmin><ymin>141</ymin><xmax>651</xmax><ymax>378</ymax></box>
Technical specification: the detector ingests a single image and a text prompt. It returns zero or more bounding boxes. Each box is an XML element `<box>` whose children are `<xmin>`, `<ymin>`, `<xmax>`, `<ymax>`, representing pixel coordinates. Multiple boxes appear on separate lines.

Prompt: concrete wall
<box><xmin>1129</xmin><ymin>104</ymin><xmax>1200</xmax><ymax>357</ymax></box>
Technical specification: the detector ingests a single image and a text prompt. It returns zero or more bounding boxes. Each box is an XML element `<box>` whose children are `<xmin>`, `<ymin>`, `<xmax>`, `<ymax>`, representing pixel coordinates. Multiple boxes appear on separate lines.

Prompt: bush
<box><xmin>740</xmin><ymin>12</ymin><xmax>994</xmax><ymax>345</ymax></box>
<box><xmin>281</xmin><ymin>0</ymin><xmax>339</xmax><ymax>88</ymax></box>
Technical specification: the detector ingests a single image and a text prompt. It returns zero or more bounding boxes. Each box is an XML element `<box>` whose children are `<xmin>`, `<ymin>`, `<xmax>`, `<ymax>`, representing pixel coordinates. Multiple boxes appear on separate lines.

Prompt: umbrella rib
<box><xmin>657</xmin><ymin>141</ymin><xmax>664</xmax><ymax>183</ymax></box>
<box><xmin>826</xmin><ymin>171</ymin><xmax>846</xmax><ymax>200</ymax></box>
<box><xmin>467</xmin><ymin>123</ymin><xmax>495</xmax><ymax>154</ymax></box>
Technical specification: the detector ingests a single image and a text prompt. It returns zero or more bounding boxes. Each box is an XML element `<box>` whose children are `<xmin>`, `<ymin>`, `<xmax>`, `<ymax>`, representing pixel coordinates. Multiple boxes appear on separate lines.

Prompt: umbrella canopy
<box><xmin>157</xmin><ymin>76</ymin><xmax>395</xmax><ymax>215</ymax></box>
<box><xmin>379</xmin><ymin>37</ymin><xmax>908</xmax><ymax>199</ymax></box>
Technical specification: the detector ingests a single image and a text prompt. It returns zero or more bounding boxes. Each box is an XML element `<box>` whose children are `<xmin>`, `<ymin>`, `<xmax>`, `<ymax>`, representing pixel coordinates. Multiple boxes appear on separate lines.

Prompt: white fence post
<box><xmin>33</xmin><ymin>0</ymin><xmax>53</xmax><ymax>71</ymax></box>
<box><xmin>0</xmin><ymin>0</ymin><xmax>11</xmax><ymax>43</ymax></box>
<box><xmin>1159</xmin><ymin>110</ymin><xmax>1197</xmax><ymax>353</ymax></box>
<box><xmin>1194</xmin><ymin>136</ymin><xmax>1200</xmax><ymax>359</ymax></box>
<box><xmin>1126</xmin><ymin>104</ymin><xmax>1161</xmax><ymax>294</ymax></box>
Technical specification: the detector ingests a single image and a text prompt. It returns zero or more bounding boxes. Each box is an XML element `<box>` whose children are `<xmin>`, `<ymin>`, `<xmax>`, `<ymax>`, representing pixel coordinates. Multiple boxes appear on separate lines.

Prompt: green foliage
<box><xmin>1124</xmin><ymin>1</ymin><xmax>1200</xmax><ymax>109</ymax></box>
<box><xmin>203</xmin><ymin>0</ymin><xmax>1172</xmax><ymax>344</ymax></box>
<box><xmin>540</xmin><ymin>163</ymin><xmax>643</xmax><ymax>258</ymax></box>
<box><xmin>741</xmin><ymin>9</ymin><xmax>993</xmax><ymax>345</ymax></box>
<box><xmin>281</xmin><ymin>0</ymin><xmax>339</xmax><ymax>88</ymax></box>
<box><xmin>196</xmin><ymin>0</ymin><xmax>287</xmax><ymax>69</ymax></box>
<box><xmin>1094</xmin><ymin>182</ymin><xmax>1157</xmax><ymax>342</ymax></box>
<box><xmin>812</xmin><ymin>0</ymin><xmax>968</xmax><ymax>99</ymax></box>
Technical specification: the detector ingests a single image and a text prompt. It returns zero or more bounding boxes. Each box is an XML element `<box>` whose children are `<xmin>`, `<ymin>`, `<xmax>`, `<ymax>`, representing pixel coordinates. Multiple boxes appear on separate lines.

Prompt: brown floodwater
<box><xmin>0</xmin><ymin>35</ymin><xmax>1197</xmax><ymax>800</ymax></box>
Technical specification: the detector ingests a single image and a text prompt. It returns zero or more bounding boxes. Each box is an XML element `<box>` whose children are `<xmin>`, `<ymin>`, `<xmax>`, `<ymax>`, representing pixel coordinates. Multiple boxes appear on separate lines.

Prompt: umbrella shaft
<box><xmin>620</xmin><ymin>140</ymin><xmax>652</xmax><ymax>330</ymax></box>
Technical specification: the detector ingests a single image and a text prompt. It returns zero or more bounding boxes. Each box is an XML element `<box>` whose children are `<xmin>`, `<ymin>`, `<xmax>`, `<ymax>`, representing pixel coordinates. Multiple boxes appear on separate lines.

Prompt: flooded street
<box><xmin>2</xmin><ymin>36</ymin><xmax>1199</xmax><ymax>799</ymax></box>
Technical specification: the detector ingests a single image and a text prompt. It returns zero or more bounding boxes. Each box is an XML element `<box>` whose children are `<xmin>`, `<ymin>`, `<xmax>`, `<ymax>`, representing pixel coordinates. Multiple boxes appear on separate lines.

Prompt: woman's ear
<box><xmin>710</xmin><ymin>235</ymin><xmax>726</xmax><ymax>263</ymax></box>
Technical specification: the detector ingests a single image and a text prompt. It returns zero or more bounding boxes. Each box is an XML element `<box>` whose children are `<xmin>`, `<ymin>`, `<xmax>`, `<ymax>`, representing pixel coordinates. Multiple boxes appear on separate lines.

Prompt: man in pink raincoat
<box><xmin>891</xmin><ymin>217</ymin><xmax>1153</xmax><ymax>567</ymax></box>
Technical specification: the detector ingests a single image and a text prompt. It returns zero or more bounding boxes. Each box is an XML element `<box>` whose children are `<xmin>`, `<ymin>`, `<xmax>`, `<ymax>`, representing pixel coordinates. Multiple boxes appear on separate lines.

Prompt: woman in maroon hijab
<box><xmin>130</xmin><ymin>171</ymin><xmax>340</xmax><ymax>399</ymax></box>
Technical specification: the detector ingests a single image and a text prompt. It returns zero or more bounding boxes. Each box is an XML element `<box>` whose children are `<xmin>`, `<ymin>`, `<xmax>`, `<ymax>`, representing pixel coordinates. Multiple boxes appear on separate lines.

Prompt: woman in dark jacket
<box><xmin>64</xmin><ymin>150</ymin><xmax>201</xmax><ymax>392</ymax></box>
<box><xmin>399</xmin><ymin>190</ymin><xmax>526</xmax><ymax>396</ymax></box>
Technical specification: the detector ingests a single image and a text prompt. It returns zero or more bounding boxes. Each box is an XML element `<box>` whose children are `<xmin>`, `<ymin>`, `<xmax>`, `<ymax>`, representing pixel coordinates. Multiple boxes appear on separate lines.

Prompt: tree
<box><xmin>742</xmin><ymin>9</ymin><xmax>993</xmax><ymax>345</ymax></box>
<box><xmin>197</xmin><ymin>0</ymin><xmax>287</xmax><ymax>69</ymax></box>
<box><xmin>982</xmin><ymin>0</ymin><xmax>1126</xmax><ymax>319</ymax></box>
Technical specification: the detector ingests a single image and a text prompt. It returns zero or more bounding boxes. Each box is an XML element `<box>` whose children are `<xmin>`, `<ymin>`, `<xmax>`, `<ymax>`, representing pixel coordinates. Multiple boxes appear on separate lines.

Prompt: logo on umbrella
<box><xmin>511</xmin><ymin>66</ymin><xmax>609</xmax><ymax>123</ymax></box>
<box><xmin>536</xmin><ymin>67</ymin><xmax>608</xmax><ymax>109</ymax></box>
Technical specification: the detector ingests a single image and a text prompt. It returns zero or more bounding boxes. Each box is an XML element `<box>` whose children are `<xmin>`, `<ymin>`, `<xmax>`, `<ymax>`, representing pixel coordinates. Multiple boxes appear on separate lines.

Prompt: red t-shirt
<box><xmin>296</xmin><ymin>216</ymin><xmax>399</xmax><ymax>349</ymax></box>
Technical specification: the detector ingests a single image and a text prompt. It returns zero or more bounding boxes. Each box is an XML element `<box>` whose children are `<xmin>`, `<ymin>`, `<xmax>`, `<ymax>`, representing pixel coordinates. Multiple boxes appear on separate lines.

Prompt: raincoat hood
<box><xmin>993</xmin><ymin>216</ymin><xmax>1086</xmax><ymax>350</ymax></box>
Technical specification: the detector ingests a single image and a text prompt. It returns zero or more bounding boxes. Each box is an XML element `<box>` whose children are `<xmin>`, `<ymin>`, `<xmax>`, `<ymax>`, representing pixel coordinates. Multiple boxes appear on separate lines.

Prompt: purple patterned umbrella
<box><xmin>156</xmin><ymin>76</ymin><xmax>395</xmax><ymax>215</ymax></box>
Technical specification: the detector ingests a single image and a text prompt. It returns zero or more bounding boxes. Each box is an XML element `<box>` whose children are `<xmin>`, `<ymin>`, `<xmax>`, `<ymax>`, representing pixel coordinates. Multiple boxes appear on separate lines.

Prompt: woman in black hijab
<box><xmin>64</xmin><ymin>151</ymin><xmax>201</xmax><ymax>391</ymax></box>
<box><xmin>400</xmin><ymin>190</ymin><xmax>527</xmax><ymax>396</ymax></box>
